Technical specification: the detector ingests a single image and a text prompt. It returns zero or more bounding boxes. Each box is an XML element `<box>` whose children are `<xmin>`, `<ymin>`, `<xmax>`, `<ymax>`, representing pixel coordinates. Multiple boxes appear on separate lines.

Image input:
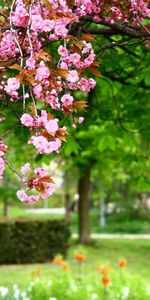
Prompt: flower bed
<box><xmin>0</xmin><ymin>254</ymin><xmax>149</xmax><ymax>300</ymax></box>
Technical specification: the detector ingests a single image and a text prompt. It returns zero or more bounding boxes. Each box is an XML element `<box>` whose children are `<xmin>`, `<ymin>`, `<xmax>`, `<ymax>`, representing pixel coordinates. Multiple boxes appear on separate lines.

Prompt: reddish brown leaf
<box><xmin>65</xmin><ymin>34</ymin><xmax>76</xmax><ymax>41</ymax></box>
<box><xmin>24</xmin><ymin>0</ymin><xmax>31</xmax><ymax>5</ymax></box>
<box><xmin>55</xmin><ymin>128</ymin><xmax>68</xmax><ymax>141</ymax></box>
<box><xmin>87</xmin><ymin>67</ymin><xmax>102</xmax><ymax>77</ymax></box>
<box><xmin>39</xmin><ymin>176</ymin><xmax>54</xmax><ymax>184</ymax></box>
<box><xmin>54</xmin><ymin>68</ymin><xmax>69</xmax><ymax>79</ymax></box>
<box><xmin>16</xmin><ymin>73</ymin><xmax>35</xmax><ymax>86</ymax></box>
<box><xmin>81</xmin><ymin>34</ymin><xmax>96</xmax><ymax>42</ymax></box>
<box><xmin>66</xmin><ymin>0</ymin><xmax>75</xmax><ymax>8</ymax></box>
<box><xmin>35</xmin><ymin>182</ymin><xmax>45</xmax><ymax>193</ymax></box>
<box><xmin>9</xmin><ymin>64</ymin><xmax>24</xmax><ymax>72</ymax></box>
<box><xmin>42</xmin><ymin>0</ymin><xmax>52</xmax><ymax>9</ymax></box>
<box><xmin>47</xmin><ymin>112</ymin><xmax>55</xmax><ymax>120</ymax></box>
<box><xmin>36</xmin><ymin>50</ymin><xmax>53</xmax><ymax>63</ymax></box>
<box><xmin>90</xmin><ymin>60</ymin><xmax>101</xmax><ymax>67</ymax></box>
<box><xmin>72</xmin><ymin>101</ymin><xmax>87</xmax><ymax>110</ymax></box>
<box><xmin>74</xmin><ymin>40</ymin><xmax>84</xmax><ymax>50</ymax></box>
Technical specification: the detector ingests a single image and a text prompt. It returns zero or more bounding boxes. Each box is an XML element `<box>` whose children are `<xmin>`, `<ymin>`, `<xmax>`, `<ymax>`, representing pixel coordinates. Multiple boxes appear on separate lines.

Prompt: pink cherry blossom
<box><xmin>34</xmin><ymin>167</ymin><xmax>47</xmax><ymax>177</ymax></box>
<box><xmin>45</xmin><ymin>119</ymin><xmax>59</xmax><ymax>134</ymax></box>
<box><xmin>5</xmin><ymin>78</ymin><xmax>20</xmax><ymax>92</ymax></box>
<box><xmin>48</xmin><ymin>138</ymin><xmax>62</xmax><ymax>153</ymax></box>
<box><xmin>28</xmin><ymin>135</ymin><xmax>49</xmax><ymax>154</ymax></box>
<box><xmin>0</xmin><ymin>157</ymin><xmax>5</xmax><ymax>181</ymax></box>
<box><xmin>43</xmin><ymin>19</ymin><xmax>55</xmax><ymax>32</ymax></box>
<box><xmin>0</xmin><ymin>141</ymin><xmax>7</xmax><ymax>181</ymax></box>
<box><xmin>17</xmin><ymin>190</ymin><xmax>39</xmax><ymax>203</ymax></box>
<box><xmin>20</xmin><ymin>113</ymin><xmax>34</xmax><ymax>128</ymax></box>
<box><xmin>0</xmin><ymin>31</ymin><xmax>19</xmax><ymax>59</ymax></box>
<box><xmin>12</xmin><ymin>1</ymin><xmax>29</xmax><ymax>27</ymax></box>
<box><xmin>61</xmin><ymin>94</ymin><xmax>74</xmax><ymax>106</ymax></box>
<box><xmin>35</xmin><ymin>61</ymin><xmax>50</xmax><ymax>81</ymax></box>
<box><xmin>26</xmin><ymin>58</ymin><xmax>36</xmax><ymax>68</ymax></box>
<box><xmin>66</xmin><ymin>70</ymin><xmax>79</xmax><ymax>83</ymax></box>
<box><xmin>40</xmin><ymin>183</ymin><xmax>55</xmax><ymax>199</ymax></box>
<box><xmin>58</xmin><ymin>45</ymin><xmax>69</xmax><ymax>57</ymax></box>
<box><xmin>78</xmin><ymin>117</ymin><xmax>84</xmax><ymax>124</ymax></box>
<box><xmin>21</xmin><ymin>163</ymin><xmax>30</xmax><ymax>175</ymax></box>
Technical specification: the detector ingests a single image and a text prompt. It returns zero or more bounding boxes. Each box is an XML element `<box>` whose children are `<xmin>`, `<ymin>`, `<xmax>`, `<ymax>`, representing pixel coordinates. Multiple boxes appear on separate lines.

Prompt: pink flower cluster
<box><xmin>17</xmin><ymin>164</ymin><xmax>55</xmax><ymax>203</ymax></box>
<box><xmin>69</xmin><ymin>77</ymin><xmax>96</xmax><ymax>92</ymax></box>
<box><xmin>0</xmin><ymin>31</ymin><xmax>19</xmax><ymax>60</ymax></box>
<box><xmin>130</xmin><ymin>0</ymin><xmax>150</xmax><ymax>23</ymax></box>
<box><xmin>20</xmin><ymin>110</ymin><xmax>65</xmax><ymax>154</ymax></box>
<box><xmin>0</xmin><ymin>141</ymin><xmax>7</xmax><ymax>181</ymax></box>
<box><xmin>5</xmin><ymin>78</ymin><xmax>20</xmax><ymax>100</ymax></box>
<box><xmin>29</xmin><ymin>136</ymin><xmax>61</xmax><ymax>155</ymax></box>
<box><xmin>12</xmin><ymin>1</ymin><xmax>29</xmax><ymax>27</ymax></box>
<box><xmin>75</xmin><ymin>0</ymin><xmax>101</xmax><ymax>17</ymax></box>
<box><xmin>58</xmin><ymin>42</ymin><xmax>96</xmax><ymax>92</ymax></box>
<box><xmin>58</xmin><ymin>41</ymin><xmax>96</xmax><ymax>70</ymax></box>
<box><xmin>17</xmin><ymin>190</ymin><xmax>39</xmax><ymax>204</ymax></box>
<box><xmin>74</xmin><ymin>0</ymin><xmax>150</xmax><ymax>23</ymax></box>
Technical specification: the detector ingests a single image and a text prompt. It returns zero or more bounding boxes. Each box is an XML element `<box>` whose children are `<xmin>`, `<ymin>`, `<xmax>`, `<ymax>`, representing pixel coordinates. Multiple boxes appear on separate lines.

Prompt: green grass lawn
<box><xmin>0</xmin><ymin>205</ymin><xmax>64</xmax><ymax>219</ymax></box>
<box><xmin>1</xmin><ymin>204</ymin><xmax>150</xmax><ymax>234</ymax></box>
<box><xmin>0</xmin><ymin>239</ymin><xmax>150</xmax><ymax>288</ymax></box>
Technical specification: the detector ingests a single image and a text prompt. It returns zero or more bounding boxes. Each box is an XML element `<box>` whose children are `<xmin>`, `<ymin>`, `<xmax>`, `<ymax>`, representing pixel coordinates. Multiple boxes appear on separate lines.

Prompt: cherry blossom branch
<box><xmin>80</xmin><ymin>17</ymin><xmax>150</xmax><ymax>38</ymax></box>
<box><xmin>137</xmin><ymin>19</ymin><xmax>150</xmax><ymax>35</ymax></box>
<box><xmin>4</xmin><ymin>159</ymin><xmax>23</xmax><ymax>180</ymax></box>
<box><xmin>97</xmin><ymin>38</ymin><xmax>146</xmax><ymax>56</ymax></box>
<box><xmin>29</xmin><ymin>87</ymin><xmax>38</xmax><ymax>118</ymax></box>
<box><xmin>27</xmin><ymin>0</ymin><xmax>34</xmax><ymax>58</ymax></box>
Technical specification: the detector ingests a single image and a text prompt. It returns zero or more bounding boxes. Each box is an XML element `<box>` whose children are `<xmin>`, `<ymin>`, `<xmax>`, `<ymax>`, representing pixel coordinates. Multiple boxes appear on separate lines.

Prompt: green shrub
<box><xmin>0</xmin><ymin>218</ymin><xmax>70</xmax><ymax>264</ymax></box>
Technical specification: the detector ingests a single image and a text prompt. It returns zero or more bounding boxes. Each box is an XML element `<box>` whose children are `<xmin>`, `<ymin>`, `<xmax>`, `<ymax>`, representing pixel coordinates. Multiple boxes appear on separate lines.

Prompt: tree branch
<box><xmin>80</xmin><ymin>17</ymin><xmax>150</xmax><ymax>38</ymax></box>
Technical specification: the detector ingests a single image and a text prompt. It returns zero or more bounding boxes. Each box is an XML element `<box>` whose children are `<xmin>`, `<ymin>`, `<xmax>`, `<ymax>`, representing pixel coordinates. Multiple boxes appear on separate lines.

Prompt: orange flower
<box><xmin>53</xmin><ymin>257</ymin><xmax>64</xmax><ymax>265</ymax></box>
<box><xmin>62</xmin><ymin>265</ymin><xmax>71</xmax><ymax>271</ymax></box>
<box><xmin>74</xmin><ymin>253</ymin><xmax>87</xmax><ymax>262</ymax></box>
<box><xmin>32</xmin><ymin>268</ymin><xmax>42</xmax><ymax>276</ymax></box>
<box><xmin>101</xmin><ymin>277</ymin><xmax>111</xmax><ymax>286</ymax></box>
<box><xmin>96</xmin><ymin>265</ymin><xmax>102</xmax><ymax>271</ymax></box>
<box><xmin>100</xmin><ymin>266</ymin><xmax>112</xmax><ymax>275</ymax></box>
<box><xmin>118</xmin><ymin>259</ymin><xmax>127</xmax><ymax>267</ymax></box>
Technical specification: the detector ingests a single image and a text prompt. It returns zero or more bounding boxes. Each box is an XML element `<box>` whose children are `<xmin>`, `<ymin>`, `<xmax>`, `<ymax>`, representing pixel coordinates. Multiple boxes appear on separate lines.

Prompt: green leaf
<box><xmin>64</xmin><ymin>139</ymin><xmax>80</xmax><ymax>156</ymax></box>
<box><xmin>98</xmin><ymin>135</ymin><xmax>116</xmax><ymax>152</ymax></box>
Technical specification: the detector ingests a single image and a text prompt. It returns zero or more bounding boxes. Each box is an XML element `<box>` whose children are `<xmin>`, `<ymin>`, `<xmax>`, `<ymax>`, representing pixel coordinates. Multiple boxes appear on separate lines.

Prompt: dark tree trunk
<box><xmin>3</xmin><ymin>201</ymin><xmax>8</xmax><ymax>217</ymax></box>
<box><xmin>65</xmin><ymin>193</ymin><xmax>71</xmax><ymax>221</ymax></box>
<box><xmin>78</xmin><ymin>167</ymin><xmax>91</xmax><ymax>244</ymax></box>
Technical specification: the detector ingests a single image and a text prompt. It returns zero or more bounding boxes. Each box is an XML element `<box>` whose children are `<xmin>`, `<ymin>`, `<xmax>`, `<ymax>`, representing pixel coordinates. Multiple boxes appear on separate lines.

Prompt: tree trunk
<box><xmin>3</xmin><ymin>201</ymin><xmax>8</xmax><ymax>217</ymax></box>
<box><xmin>65</xmin><ymin>193</ymin><xmax>71</xmax><ymax>221</ymax></box>
<box><xmin>78</xmin><ymin>167</ymin><xmax>91</xmax><ymax>244</ymax></box>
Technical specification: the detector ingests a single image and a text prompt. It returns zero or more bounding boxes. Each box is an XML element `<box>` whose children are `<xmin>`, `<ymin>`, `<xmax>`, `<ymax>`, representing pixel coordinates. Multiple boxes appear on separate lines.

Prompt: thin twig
<box><xmin>138</xmin><ymin>19</ymin><xmax>150</xmax><ymax>35</ymax></box>
<box><xmin>0</xmin><ymin>124</ymin><xmax>20</xmax><ymax>139</ymax></box>
<box><xmin>30</xmin><ymin>87</ymin><xmax>38</xmax><ymax>118</ymax></box>
<box><xmin>5</xmin><ymin>159</ymin><xmax>23</xmax><ymax>180</ymax></box>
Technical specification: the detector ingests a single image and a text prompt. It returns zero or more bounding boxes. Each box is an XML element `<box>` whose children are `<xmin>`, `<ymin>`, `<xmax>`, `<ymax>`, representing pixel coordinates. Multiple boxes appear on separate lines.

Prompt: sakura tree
<box><xmin>0</xmin><ymin>0</ymin><xmax>150</xmax><ymax>204</ymax></box>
